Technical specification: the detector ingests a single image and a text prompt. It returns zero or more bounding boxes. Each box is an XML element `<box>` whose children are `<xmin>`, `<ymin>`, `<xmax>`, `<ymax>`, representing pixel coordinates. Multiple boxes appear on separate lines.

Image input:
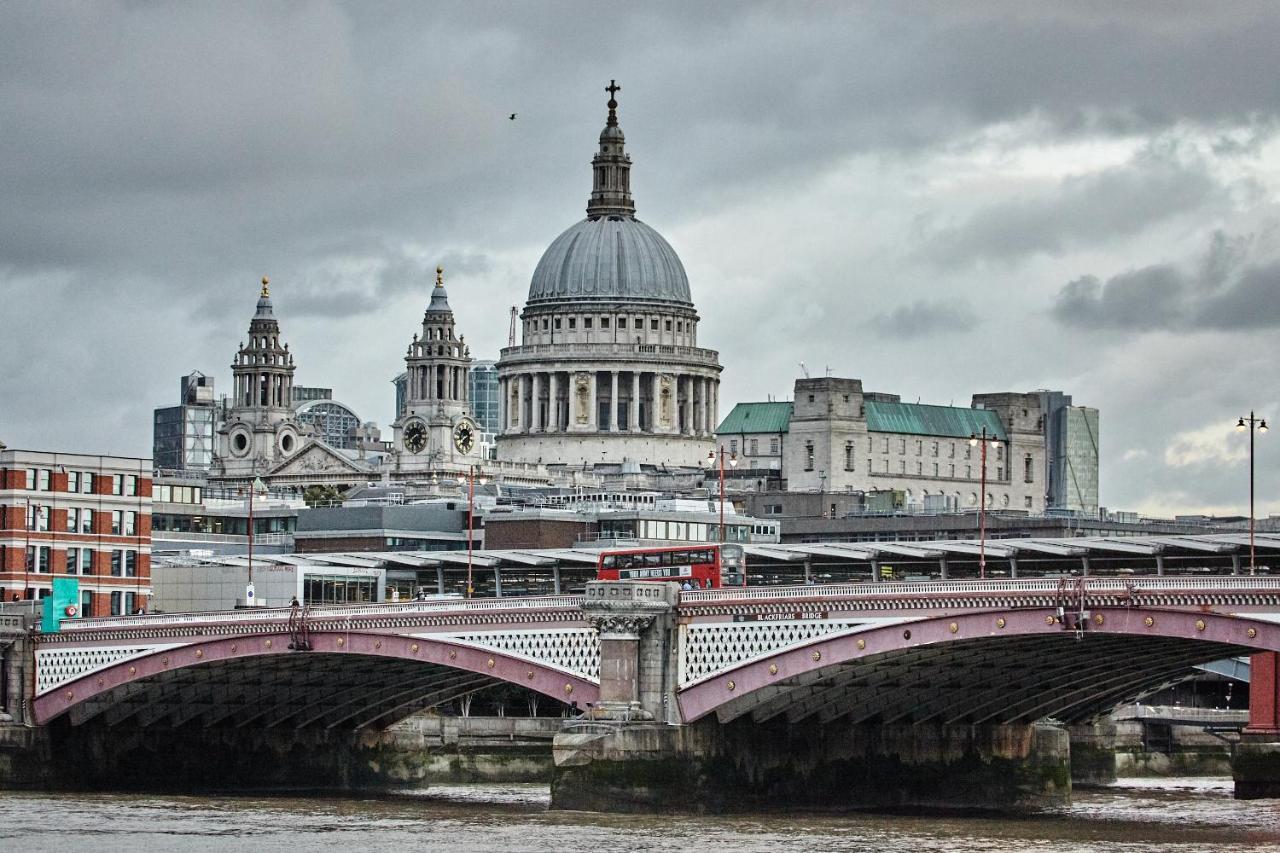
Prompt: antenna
<box><xmin>798</xmin><ymin>361</ymin><xmax>810</xmax><ymax>379</ymax></box>
<box><xmin>508</xmin><ymin>306</ymin><xmax>518</xmax><ymax>347</ymax></box>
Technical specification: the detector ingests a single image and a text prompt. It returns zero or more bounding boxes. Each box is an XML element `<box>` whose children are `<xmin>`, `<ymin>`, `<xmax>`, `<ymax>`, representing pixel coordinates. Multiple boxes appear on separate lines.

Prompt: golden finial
<box><xmin>435</xmin><ymin>266</ymin><xmax>444</xmax><ymax>287</ymax></box>
<box><xmin>260</xmin><ymin>276</ymin><xmax>270</xmax><ymax>298</ymax></box>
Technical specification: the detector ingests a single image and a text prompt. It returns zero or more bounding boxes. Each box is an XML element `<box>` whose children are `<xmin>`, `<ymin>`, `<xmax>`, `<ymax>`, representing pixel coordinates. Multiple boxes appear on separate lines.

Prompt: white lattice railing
<box><xmin>61</xmin><ymin>595</ymin><xmax>586</xmax><ymax>631</ymax></box>
<box><xmin>682</xmin><ymin>576</ymin><xmax>1280</xmax><ymax>604</ymax></box>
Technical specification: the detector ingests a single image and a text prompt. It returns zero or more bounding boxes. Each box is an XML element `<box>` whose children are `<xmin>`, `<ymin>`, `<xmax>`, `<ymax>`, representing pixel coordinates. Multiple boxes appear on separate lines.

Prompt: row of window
<box><xmin>13</xmin><ymin>588</ymin><xmax>142</xmax><ymax>616</ymax></box>
<box><xmin>153</xmin><ymin>484</ymin><xmax>202</xmax><ymax>505</ymax></box>
<box><xmin>531</xmin><ymin>315</ymin><xmax>692</xmax><ymax>333</ymax></box>
<box><xmin>10</xmin><ymin>545</ymin><xmax>140</xmax><ymax>576</ymax></box>
<box><xmin>12</xmin><ymin>505</ymin><xmax>140</xmax><ymax>535</ymax></box>
<box><xmin>21</xmin><ymin>469</ymin><xmax>139</xmax><ymax>495</ymax></box>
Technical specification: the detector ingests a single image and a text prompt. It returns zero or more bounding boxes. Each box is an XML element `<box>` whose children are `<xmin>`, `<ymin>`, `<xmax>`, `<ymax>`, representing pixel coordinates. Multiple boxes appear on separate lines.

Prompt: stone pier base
<box><xmin>1068</xmin><ymin>722</ymin><xmax>1118</xmax><ymax>786</ymax></box>
<box><xmin>1234</xmin><ymin>735</ymin><xmax>1280</xmax><ymax>799</ymax></box>
<box><xmin>552</xmin><ymin>719</ymin><xmax>1070</xmax><ymax>813</ymax></box>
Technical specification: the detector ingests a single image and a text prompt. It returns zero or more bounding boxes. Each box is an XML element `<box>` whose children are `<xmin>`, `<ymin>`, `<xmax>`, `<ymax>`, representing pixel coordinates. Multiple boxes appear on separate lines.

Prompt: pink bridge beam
<box><xmin>34</xmin><ymin>631</ymin><xmax>599</xmax><ymax>726</ymax></box>
<box><xmin>676</xmin><ymin>607</ymin><xmax>1280</xmax><ymax>723</ymax></box>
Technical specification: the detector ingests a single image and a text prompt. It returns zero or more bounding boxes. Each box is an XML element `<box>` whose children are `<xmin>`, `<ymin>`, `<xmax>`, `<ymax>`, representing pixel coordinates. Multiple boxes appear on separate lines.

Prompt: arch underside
<box><xmin>709</xmin><ymin>633</ymin><xmax>1248</xmax><ymax>727</ymax></box>
<box><xmin>63</xmin><ymin>654</ymin><xmax>527</xmax><ymax>731</ymax></box>
<box><xmin>40</xmin><ymin>631</ymin><xmax>599</xmax><ymax>730</ymax></box>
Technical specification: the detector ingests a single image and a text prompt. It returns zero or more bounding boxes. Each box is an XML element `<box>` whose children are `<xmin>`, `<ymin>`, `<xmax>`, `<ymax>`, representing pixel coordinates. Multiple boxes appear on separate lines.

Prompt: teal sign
<box><xmin>41</xmin><ymin>577</ymin><xmax>81</xmax><ymax>633</ymax></box>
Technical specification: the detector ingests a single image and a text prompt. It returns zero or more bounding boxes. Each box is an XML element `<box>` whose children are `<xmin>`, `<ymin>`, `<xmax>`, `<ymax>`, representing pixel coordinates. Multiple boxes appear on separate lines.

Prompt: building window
<box><xmin>584</xmin><ymin>317</ymin><xmax>592</xmax><ymax>329</ymax></box>
<box><xmin>67</xmin><ymin>471</ymin><xmax>80</xmax><ymax>492</ymax></box>
<box><xmin>996</xmin><ymin>445</ymin><xmax>1004</xmax><ymax>462</ymax></box>
<box><xmin>125</xmin><ymin>550</ymin><xmax>137</xmax><ymax>577</ymax></box>
<box><xmin>568</xmin><ymin>317</ymin><xmax>577</xmax><ymax>329</ymax></box>
<box><xmin>1024</xmin><ymin>454</ymin><xmax>1034</xmax><ymax>483</ymax></box>
<box><xmin>127</xmin><ymin>475</ymin><xmax>138</xmax><ymax>496</ymax></box>
<box><xmin>66</xmin><ymin>507</ymin><xmax>78</xmax><ymax>532</ymax></box>
<box><xmin>915</xmin><ymin>440</ymin><xmax>923</xmax><ymax>456</ymax></box>
<box><xmin>125</xmin><ymin>511</ymin><xmax>137</xmax><ymax>536</ymax></box>
<box><xmin>949</xmin><ymin>464</ymin><xmax>955</xmax><ymax>478</ymax></box>
<box><xmin>770</xmin><ymin>437</ymin><xmax>780</xmax><ymax>454</ymax></box>
<box><xmin>966</xmin><ymin>466</ymin><xmax>972</xmax><ymax>478</ymax></box>
<box><xmin>618</xmin><ymin>317</ymin><xmax>627</xmax><ymax>329</ymax></box>
<box><xmin>36</xmin><ymin>546</ymin><xmax>51</xmax><ymax>574</ymax></box>
<box><xmin>808</xmin><ymin>394</ymin><xmax>815</xmax><ymax>403</ymax></box>
<box><xmin>729</xmin><ymin>440</ymin><xmax>738</xmax><ymax>454</ymax></box>
<box><xmin>933</xmin><ymin>463</ymin><xmax>939</xmax><ymax>477</ymax></box>
<box><xmin>844</xmin><ymin>442</ymin><xmax>854</xmax><ymax>470</ymax></box>
<box><xmin>80</xmin><ymin>549</ymin><xmax>94</xmax><ymax>575</ymax></box>
<box><xmin>881</xmin><ymin>437</ymin><xmax>889</xmax><ymax>453</ymax></box>
<box><xmin>916</xmin><ymin>461</ymin><xmax>923</xmax><ymax>475</ymax></box>
<box><xmin>964</xmin><ymin>447</ymin><xmax>972</xmax><ymax>461</ymax></box>
<box><xmin>112</xmin><ymin>474</ymin><xmax>124</xmax><ymax>495</ymax></box>
<box><xmin>949</xmin><ymin>443</ymin><xmax>955</xmax><ymax>458</ymax></box>
<box><xmin>883</xmin><ymin>459</ymin><xmax>889</xmax><ymax>473</ymax></box>
<box><xmin>899</xmin><ymin>460</ymin><xmax>906</xmax><ymax>474</ymax></box>
<box><xmin>38</xmin><ymin>469</ymin><xmax>51</xmax><ymax>490</ymax></box>
<box><xmin>1025</xmin><ymin>495</ymin><xmax>1034</xmax><ymax>509</ymax></box>
<box><xmin>65</xmin><ymin>548</ymin><xmax>78</xmax><ymax>574</ymax></box>
<box><xmin>749</xmin><ymin>438</ymin><xmax>758</xmax><ymax>455</ymax></box>
<box><xmin>111</xmin><ymin>550</ymin><xmax>122</xmax><ymax>576</ymax></box>
<box><xmin>541</xmin><ymin>318</ymin><xmax>548</xmax><ymax>330</ymax></box>
<box><xmin>554</xmin><ymin>318</ymin><xmax>562</xmax><ymax>329</ymax></box>
<box><xmin>111</xmin><ymin>510</ymin><xmax>123</xmax><ymax>535</ymax></box>
<box><xmin>997</xmin><ymin>466</ymin><xmax>1004</xmax><ymax>480</ymax></box>
<box><xmin>898</xmin><ymin>439</ymin><xmax>906</xmax><ymax>454</ymax></box>
<box><xmin>601</xmin><ymin>317</ymin><xmax>610</xmax><ymax>328</ymax></box>
<box><xmin>81</xmin><ymin>509</ymin><xmax>93</xmax><ymax>534</ymax></box>
<box><xmin>110</xmin><ymin>591</ymin><xmax>122</xmax><ymax>616</ymax></box>
<box><xmin>125</xmin><ymin>592</ymin><xmax>137</xmax><ymax>615</ymax></box>
<box><xmin>650</xmin><ymin>318</ymin><xmax>658</xmax><ymax>331</ymax></box>
<box><xmin>665</xmin><ymin>319</ymin><xmax>672</xmax><ymax>331</ymax></box>
<box><xmin>676</xmin><ymin>321</ymin><xmax>683</xmax><ymax>332</ymax></box>
<box><xmin>931</xmin><ymin>442</ymin><xmax>939</xmax><ymax>457</ymax></box>
<box><xmin>805</xmin><ymin>442</ymin><xmax>814</xmax><ymax>471</ymax></box>
<box><xmin>24</xmin><ymin>468</ymin><xmax>35</xmax><ymax>490</ymax></box>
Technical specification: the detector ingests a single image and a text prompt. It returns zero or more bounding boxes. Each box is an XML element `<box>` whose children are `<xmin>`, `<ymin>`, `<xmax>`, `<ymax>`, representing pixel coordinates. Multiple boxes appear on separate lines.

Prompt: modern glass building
<box><xmin>296</xmin><ymin>399</ymin><xmax>362</xmax><ymax>450</ymax></box>
<box><xmin>1039</xmin><ymin>391</ymin><xmax>1100</xmax><ymax>514</ymax></box>
<box><xmin>469</xmin><ymin>360</ymin><xmax>500</xmax><ymax>459</ymax></box>
<box><xmin>152</xmin><ymin>372</ymin><xmax>217</xmax><ymax>471</ymax></box>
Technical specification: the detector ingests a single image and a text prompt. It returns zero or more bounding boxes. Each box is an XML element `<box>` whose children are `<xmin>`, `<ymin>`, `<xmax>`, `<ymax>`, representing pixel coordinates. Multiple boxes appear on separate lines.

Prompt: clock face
<box><xmin>403</xmin><ymin>421</ymin><xmax>428</xmax><ymax>453</ymax></box>
<box><xmin>453</xmin><ymin>418</ymin><xmax>476</xmax><ymax>454</ymax></box>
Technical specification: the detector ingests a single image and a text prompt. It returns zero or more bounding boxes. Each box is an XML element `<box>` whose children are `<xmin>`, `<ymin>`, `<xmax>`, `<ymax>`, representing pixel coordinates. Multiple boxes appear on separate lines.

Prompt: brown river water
<box><xmin>1</xmin><ymin>778</ymin><xmax>1278</xmax><ymax>852</ymax></box>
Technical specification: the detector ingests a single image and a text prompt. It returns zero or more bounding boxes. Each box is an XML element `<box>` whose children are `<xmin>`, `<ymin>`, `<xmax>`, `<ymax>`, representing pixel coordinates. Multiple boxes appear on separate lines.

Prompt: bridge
<box><xmin>15</xmin><ymin>575</ymin><xmax>1280</xmax><ymax>810</ymax></box>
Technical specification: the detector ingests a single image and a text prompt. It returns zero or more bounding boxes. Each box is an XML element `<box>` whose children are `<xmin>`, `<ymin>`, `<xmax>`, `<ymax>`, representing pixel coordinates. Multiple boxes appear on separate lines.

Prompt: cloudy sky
<box><xmin>1</xmin><ymin>2</ymin><xmax>1277</xmax><ymax>517</ymax></box>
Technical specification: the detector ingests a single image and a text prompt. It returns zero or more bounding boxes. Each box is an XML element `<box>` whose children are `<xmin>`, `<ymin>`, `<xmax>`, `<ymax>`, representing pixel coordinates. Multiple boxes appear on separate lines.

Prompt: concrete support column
<box><xmin>939</xmin><ymin>557</ymin><xmax>948</xmax><ymax>579</ymax></box>
<box><xmin>1081</xmin><ymin>556</ymin><xmax>1090</xmax><ymax>576</ymax></box>
<box><xmin>497</xmin><ymin>377</ymin><xmax>507</xmax><ymax>432</ymax></box>
<box><xmin>630</xmin><ymin>372</ymin><xmax>641</xmax><ymax>431</ymax></box>
<box><xmin>610</xmin><ymin>371</ymin><xmax>620</xmax><ymax>432</ymax></box>
<box><xmin>1155</xmin><ymin>553</ymin><xmax>1165</xmax><ymax>576</ymax></box>
<box><xmin>435</xmin><ymin>566</ymin><xmax>445</xmax><ymax>595</ymax></box>
<box><xmin>686</xmin><ymin>376</ymin><xmax>696</xmax><ymax>436</ymax></box>
<box><xmin>493</xmin><ymin>567</ymin><xmax>503</xmax><ymax>598</ymax></box>
<box><xmin>552</xmin><ymin>565</ymin><xmax>562</xmax><ymax>594</ymax></box>
<box><xmin>692</xmin><ymin>375</ymin><xmax>702</xmax><ymax>434</ymax></box>
<box><xmin>1009</xmin><ymin>556</ymin><xmax>1019</xmax><ymax>578</ymax></box>
<box><xmin>548</xmin><ymin>372</ymin><xmax>559</xmax><ymax>432</ymax></box>
<box><xmin>580</xmin><ymin>581</ymin><xmax>676</xmax><ymax>720</ymax></box>
<box><xmin>1236</xmin><ymin>652</ymin><xmax>1280</xmax><ymax>798</ymax></box>
<box><xmin>531</xmin><ymin>372</ymin><xmax>543</xmax><ymax>432</ymax></box>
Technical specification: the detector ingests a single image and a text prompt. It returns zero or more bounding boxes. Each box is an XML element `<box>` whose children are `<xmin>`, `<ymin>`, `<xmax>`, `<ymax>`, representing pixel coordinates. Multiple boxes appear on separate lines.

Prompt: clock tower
<box><xmin>215</xmin><ymin>277</ymin><xmax>307</xmax><ymax>478</ymax></box>
<box><xmin>392</xmin><ymin>266</ymin><xmax>480</xmax><ymax>472</ymax></box>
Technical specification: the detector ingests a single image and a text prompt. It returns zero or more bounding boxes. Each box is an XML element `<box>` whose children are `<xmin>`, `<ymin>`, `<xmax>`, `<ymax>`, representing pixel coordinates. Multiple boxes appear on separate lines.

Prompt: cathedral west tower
<box><xmin>496</xmin><ymin>81</ymin><xmax>722</xmax><ymax>469</ymax></box>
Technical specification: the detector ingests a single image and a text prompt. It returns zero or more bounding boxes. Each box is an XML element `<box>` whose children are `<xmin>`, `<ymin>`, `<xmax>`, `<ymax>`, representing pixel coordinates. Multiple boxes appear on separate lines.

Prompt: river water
<box><xmin>2</xmin><ymin>778</ymin><xmax>1278</xmax><ymax>852</ymax></box>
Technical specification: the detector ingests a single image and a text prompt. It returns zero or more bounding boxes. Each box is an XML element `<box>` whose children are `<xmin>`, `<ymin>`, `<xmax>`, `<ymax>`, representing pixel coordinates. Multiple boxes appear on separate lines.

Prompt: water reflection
<box><xmin>0</xmin><ymin>779</ymin><xmax>1277</xmax><ymax>852</ymax></box>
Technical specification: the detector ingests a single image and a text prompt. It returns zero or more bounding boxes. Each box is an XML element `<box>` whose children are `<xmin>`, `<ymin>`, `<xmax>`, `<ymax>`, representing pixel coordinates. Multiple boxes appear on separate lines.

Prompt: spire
<box><xmin>435</xmin><ymin>265</ymin><xmax>444</xmax><ymax>287</ymax></box>
<box><xmin>586</xmin><ymin>79</ymin><xmax>636</xmax><ymax>219</ymax></box>
<box><xmin>426</xmin><ymin>264</ymin><xmax>452</xmax><ymax>314</ymax></box>
<box><xmin>255</xmin><ymin>276</ymin><xmax>275</xmax><ymax>318</ymax></box>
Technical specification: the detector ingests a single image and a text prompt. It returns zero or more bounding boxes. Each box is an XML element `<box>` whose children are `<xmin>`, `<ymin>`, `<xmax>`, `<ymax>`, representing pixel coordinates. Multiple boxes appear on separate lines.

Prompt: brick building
<box><xmin>0</xmin><ymin>448</ymin><xmax>152</xmax><ymax>616</ymax></box>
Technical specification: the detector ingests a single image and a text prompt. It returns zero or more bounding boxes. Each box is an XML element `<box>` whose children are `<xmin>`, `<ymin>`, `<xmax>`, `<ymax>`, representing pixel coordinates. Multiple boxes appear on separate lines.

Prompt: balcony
<box><xmin>498</xmin><ymin>341</ymin><xmax>720</xmax><ymax>366</ymax></box>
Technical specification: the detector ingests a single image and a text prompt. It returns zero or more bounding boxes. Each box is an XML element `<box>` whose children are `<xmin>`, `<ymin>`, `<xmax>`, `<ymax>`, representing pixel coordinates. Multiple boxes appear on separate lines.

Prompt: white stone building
<box><xmin>496</xmin><ymin>82</ymin><xmax>722</xmax><ymax>470</ymax></box>
<box><xmin>719</xmin><ymin>377</ymin><xmax>1059</xmax><ymax>513</ymax></box>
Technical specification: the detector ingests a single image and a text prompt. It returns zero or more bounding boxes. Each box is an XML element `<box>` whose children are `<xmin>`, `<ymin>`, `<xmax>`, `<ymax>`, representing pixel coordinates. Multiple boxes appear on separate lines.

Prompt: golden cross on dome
<box><xmin>260</xmin><ymin>276</ymin><xmax>270</xmax><ymax>298</ymax></box>
<box><xmin>436</xmin><ymin>266</ymin><xmax>444</xmax><ymax>287</ymax></box>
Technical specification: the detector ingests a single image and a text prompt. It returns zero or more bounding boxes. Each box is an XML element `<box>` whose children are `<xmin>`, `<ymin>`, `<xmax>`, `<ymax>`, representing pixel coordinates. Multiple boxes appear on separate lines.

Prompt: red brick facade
<box><xmin>0</xmin><ymin>449</ymin><xmax>153</xmax><ymax>616</ymax></box>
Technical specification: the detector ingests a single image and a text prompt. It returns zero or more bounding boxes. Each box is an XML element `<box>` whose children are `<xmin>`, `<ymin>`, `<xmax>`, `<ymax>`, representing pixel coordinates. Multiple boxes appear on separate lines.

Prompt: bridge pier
<box><xmin>552</xmin><ymin>718</ymin><xmax>1070</xmax><ymax>813</ymax></box>
<box><xmin>1068</xmin><ymin>722</ymin><xmax>1118</xmax><ymax>786</ymax></box>
<box><xmin>1235</xmin><ymin>651</ymin><xmax>1280</xmax><ymax>799</ymax></box>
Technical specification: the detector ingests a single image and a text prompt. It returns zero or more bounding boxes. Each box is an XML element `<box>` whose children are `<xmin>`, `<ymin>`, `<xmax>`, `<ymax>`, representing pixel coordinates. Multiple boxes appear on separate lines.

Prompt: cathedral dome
<box><xmin>527</xmin><ymin>216</ymin><xmax>692</xmax><ymax>306</ymax></box>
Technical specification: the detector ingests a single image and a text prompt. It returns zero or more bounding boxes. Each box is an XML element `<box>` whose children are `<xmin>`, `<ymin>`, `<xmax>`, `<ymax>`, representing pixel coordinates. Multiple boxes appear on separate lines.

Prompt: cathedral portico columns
<box><xmin>588</xmin><ymin>370</ymin><xmax>599</xmax><ymax>431</ymax></box>
<box><xmin>515</xmin><ymin>373</ymin><xmax>526</xmax><ymax>433</ymax></box>
<box><xmin>630</xmin><ymin>372</ymin><xmax>641</xmax><ymax>431</ymax></box>
<box><xmin>531</xmin><ymin>372</ymin><xmax>543</xmax><ymax>432</ymax></box>
<box><xmin>548</xmin><ymin>371</ymin><xmax>559</xmax><ymax>432</ymax></box>
<box><xmin>651</xmin><ymin>372</ymin><xmax>662</xmax><ymax>433</ymax></box>
<box><xmin>610</xmin><ymin>371</ymin><xmax>620</xmax><ymax>431</ymax></box>
<box><xmin>704</xmin><ymin>377</ymin><xmax>713</xmax><ymax>437</ymax></box>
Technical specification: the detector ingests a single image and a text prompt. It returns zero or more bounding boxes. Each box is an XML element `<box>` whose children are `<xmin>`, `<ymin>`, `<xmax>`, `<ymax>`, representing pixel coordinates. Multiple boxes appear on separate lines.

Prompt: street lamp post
<box><xmin>457</xmin><ymin>466</ymin><xmax>488</xmax><ymax>598</ymax></box>
<box><xmin>969</xmin><ymin>427</ymin><xmax>1003</xmax><ymax>580</ymax></box>
<box><xmin>1236</xmin><ymin>412</ymin><xmax>1270</xmax><ymax>575</ymax></box>
<box><xmin>246</xmin><ymin>476</ymin><xmax>267</xmax><ymax>606</ymax></box>
<box><xmin>706</xmin><ymin>446</ymin><xmax>739</xmax><ymax>584</ymax></box>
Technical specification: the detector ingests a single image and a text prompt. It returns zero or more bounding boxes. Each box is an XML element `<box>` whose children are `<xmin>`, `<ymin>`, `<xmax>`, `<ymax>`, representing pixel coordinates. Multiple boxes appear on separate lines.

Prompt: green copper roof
<box><xmin>716</xmin><ymin>402</ymin><xmax>794</xmax><ymax>435</ymax></box>
<box><xmin>865</xmin><ymin>400</ymin><xmax>1007</xmax><ymax>441</ymax></box>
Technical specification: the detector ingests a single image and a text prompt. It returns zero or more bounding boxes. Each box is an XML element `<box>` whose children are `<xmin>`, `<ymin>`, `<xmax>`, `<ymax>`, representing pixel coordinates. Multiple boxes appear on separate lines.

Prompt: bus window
<box><xmin>602</xmin><ymin>555</ymin><xmax>616</xmax><ymax>569</ymax></box>
<box><xmin>645</xmin><ymin>552</ymin><xmax>662</xmax><ymax>567</ymax></box>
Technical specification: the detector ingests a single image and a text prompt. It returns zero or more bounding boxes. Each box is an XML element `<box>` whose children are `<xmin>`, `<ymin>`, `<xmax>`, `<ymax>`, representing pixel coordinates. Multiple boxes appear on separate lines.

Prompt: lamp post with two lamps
<box><xmin>706</xmin><ymin>446</ymin><xmax>740</xmax><ymax>587</ymax></box>
<box><xmin>457</xmin><ymin>466</ymin><xmax>487</xmax><ymax>598</ymax></box>
<box><xmin>1236</xmin><ymin>412</ymin><xmax>1269</xmax><ymax>574</ymax></box>
<box><xmin>968</xmin><ymin>427</ymin><xmax>1003</xmax><ymax>580</ymax></box>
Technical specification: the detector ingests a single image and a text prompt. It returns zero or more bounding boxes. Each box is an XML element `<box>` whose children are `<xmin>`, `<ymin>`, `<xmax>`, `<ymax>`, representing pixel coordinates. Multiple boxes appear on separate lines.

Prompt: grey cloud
<box><xmin>872</xmin><ymin>299</ymin><xmax>978</xmax><ymax>338</ymax></box>
<box><xmin>1051</xmin><ymin>244</ymin><xmax>1280</xmax><ymax>332</ymax></box>
<box><xmin>925</xmin><ymin>151</ymin><xmax>1223</xmax><ymax>264</ymax></box>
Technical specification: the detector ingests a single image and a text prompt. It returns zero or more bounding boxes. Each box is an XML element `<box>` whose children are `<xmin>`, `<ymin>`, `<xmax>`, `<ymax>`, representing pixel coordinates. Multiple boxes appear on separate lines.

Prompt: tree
<box><xmin>302</xmin><ymin>484</ymin><xmax>343</xmax><ymax>508</ymax></box>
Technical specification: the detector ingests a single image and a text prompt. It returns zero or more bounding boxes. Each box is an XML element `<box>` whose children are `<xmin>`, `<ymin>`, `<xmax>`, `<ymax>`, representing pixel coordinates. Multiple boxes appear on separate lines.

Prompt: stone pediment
<box><xmin>266</xmin><ymin>440</ymin><xmax>369</xmax><ymax>477</ymax></box>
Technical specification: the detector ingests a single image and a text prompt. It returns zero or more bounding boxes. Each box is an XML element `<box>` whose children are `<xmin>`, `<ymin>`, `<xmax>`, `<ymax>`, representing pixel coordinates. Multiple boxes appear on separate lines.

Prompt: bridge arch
<box><xmin>677</xmin><ymin>607</ymin><xmax>1278</xmax><ymax>726</ymax></box>
<box><xmin>34</xmin><ymin>630</ymin><xmax>600</xmax><ymax>729</ymax></box>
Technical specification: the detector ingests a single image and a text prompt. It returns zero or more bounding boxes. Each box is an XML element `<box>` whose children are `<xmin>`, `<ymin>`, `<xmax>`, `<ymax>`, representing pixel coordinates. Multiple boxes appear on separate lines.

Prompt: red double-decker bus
<box><xmin>597</xmin><ymin>544</ymin><xmax>745</xmax><ymax>589</ymax></box>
